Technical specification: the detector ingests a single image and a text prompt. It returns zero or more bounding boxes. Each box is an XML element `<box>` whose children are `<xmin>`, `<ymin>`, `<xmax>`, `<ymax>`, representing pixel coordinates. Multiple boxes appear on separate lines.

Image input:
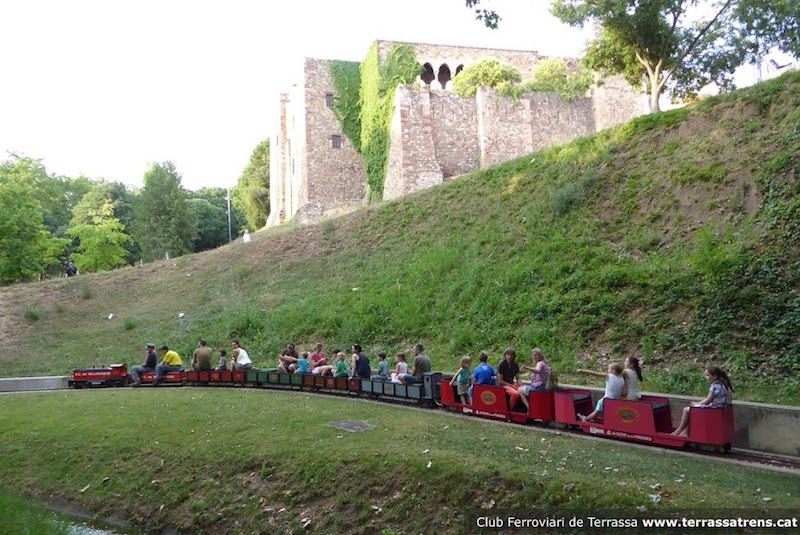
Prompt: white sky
<box><xmin>0</xmin><ymin>1</ymin><xmax>792</xmax><ymax>191</ymax></box>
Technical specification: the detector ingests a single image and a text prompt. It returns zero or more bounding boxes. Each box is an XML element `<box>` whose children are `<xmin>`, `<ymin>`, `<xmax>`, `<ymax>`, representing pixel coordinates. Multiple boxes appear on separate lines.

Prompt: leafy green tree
<box><xmin>0</xmin><ymin>155</ymin><xmax>91</xmax><ymax>238</ymax></box>
<box><xmin>527</xmin><ymin>58</ymin><xmax>594</xmax><ymax>101</ymax></box>
<box><xmin>132</xmin><ymin>162</ymin><xmax>196</xmax><ymax>261</ymax></box>
<box><xmin>72</xmin><ymin>181</ymin><xmax>139</xmax><ymax>263</ymax></box>
<box><xmin>0</xmin><ymin>175</ymin><xmax>68</xmax><ymax>283</ymax></box>
<box><xmin>452</xmin><ymin>59</ymin><xmax>522</xmax><ymax>97</ymax></box>
<box><xmin>187</xmin><ymin>198</ymin><xmax>228</xmax><ymax>251</ymax></box>
<box><xmin>232</xmin><ymin>139</ymin><xmax>270</xmax><ymax>230</ymax></box>
<box><xmin>464</xmin><ymin>0</ymin><xmax>800</xmax><ymax>112</ymax></box>
<box><xmin>67</xmin><ymin>201</ymin><xmax>133</xmax><ymax>272</ymax></box>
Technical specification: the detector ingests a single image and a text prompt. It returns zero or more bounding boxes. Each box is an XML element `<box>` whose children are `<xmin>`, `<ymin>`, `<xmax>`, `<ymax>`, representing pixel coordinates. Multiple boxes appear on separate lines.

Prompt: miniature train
<box><xmin>69</xmin><ymin>364</ymin><xmax>735</xmax><ymax>451</ymax></box>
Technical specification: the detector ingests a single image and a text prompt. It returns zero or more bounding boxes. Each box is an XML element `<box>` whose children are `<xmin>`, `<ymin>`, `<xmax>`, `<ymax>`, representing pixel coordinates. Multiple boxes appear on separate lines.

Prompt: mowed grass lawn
<box><xmin>0</xmin><ymin>388</ymin><xmax>797</xmax><ymax>534</ymax></box>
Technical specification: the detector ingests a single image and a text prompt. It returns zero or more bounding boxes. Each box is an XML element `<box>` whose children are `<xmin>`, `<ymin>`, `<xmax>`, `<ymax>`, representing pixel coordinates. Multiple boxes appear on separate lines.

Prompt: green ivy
<box><xmin>329</xmin><ymin>61</ymin><xmax>362</xmax><ymax>151</ymax></box>
<box><xmin>359</xmin><ymin>42</ymin><xmax>421</xmax><ymax>202</ymax></box>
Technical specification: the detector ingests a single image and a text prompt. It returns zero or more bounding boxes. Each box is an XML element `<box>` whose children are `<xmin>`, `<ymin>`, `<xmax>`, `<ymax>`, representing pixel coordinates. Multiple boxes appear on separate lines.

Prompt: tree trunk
<box><xmin>649</xmin><ymin>80</ymin><xmax>662</xmax><ymax>113</ymax></box>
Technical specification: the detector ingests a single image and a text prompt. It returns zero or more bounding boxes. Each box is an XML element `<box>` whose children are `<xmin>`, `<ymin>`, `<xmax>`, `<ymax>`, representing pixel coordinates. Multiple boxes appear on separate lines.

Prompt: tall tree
<box><xmin>187</xmin><ymin>198</ymin><xmax>228</xmax><ymax>251</ymax></box>
<box><xmin>232</xmin><ymin>139</ymin><xmax>270</xmax><ymax>230</ymax></box>
<box><xmin>189</xmin><ymin>187</ymin><xmax>244</xmax><ymax>249</ymax></box>
<box><xmin>0</xmin><ymin>172</ymin><xmax>68</xmax><ymax>283</ymax></box>
<box><xmin>0</xmin><ymin>154</ymin><xmax>91</xmax><ymax>237</ymax></box>
<box><xmin>132</xmin><ymin>162</ymin><xmax>196</xmax><ymax>261</ymax></box>
<box><xmin>464</xmin><ymin>0</ymin><xmax>800</xmax><ymax>112</ymax></box>
<box><xmin>67</xmin><ymin>201</ymin><xmax>133</xmax><ymax>272</ymax></box>
<box><xmin>72</xmin><ymin>181</ymin><xmax>139</xmax><ymax>263</ymax></box>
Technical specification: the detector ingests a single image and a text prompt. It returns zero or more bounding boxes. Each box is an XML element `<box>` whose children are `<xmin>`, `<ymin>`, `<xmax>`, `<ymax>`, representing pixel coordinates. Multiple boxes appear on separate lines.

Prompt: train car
<box><xmin>360</xmin><ymin>372</ymin><xmax>442</xmax><ymax>406</ymax></box>
<box><xmin>69</xmin><ymin>364</ymin><xmax>128</xmax><ymax>388</ymax></box>
<box><xmin>138</xmin><ymin>370</ymin><xmax>187</xmax><ymax>386</ymax></box>
<box><xmin>554</xmin><ymin>390</ymin><xmax>734</xmax><ymax>451</ymax></box>
<box><xmin>441</xmin><ymin>382</ymin><xmax>554</xmax><ymax>423</ymax></box>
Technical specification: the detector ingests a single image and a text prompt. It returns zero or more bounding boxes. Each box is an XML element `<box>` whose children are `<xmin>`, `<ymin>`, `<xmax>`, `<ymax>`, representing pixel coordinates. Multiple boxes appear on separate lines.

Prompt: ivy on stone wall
<box><xmin>329</xmin><ymin>60</ymin><xmax>362</xmax><ymax>151</ymax></box>
<box><xmin>360</xmin><ymin>42</ymin><xmax>422</xmax><ymax>202</ymax></box>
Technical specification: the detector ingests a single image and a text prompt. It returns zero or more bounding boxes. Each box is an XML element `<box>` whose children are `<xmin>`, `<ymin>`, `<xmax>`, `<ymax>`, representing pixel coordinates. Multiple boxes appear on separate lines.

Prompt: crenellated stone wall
<box><xmin>383</xmin><ymin>83</ymin><xmax>626</xmax><ymax>200</ymax></box>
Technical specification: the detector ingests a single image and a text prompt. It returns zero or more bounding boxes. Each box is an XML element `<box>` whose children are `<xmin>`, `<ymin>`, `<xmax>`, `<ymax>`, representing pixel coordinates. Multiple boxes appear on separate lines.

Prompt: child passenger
<box><xmin>623</xmin><ymin>357</ymin><xmax>643</xmax><ymax>400</ymax></box>
<box><xmin>216</xmin><ymin>349</ymin><xmax>228</xmax><ymax>371</ymax></box>
<box><xmin>297</xmin><ymin>352</ymin><xmax>310</xmax><ymax>373</ymax></box>
<box><xmin>371</xmin><ymin>352</ymin><xmax>390</xmax><ymax>381</ymax></box>
<box><xmin>450</xmin><ymin>356</ymin><xmax>472</xmax><ymax>405</ymax></box>
<box><xmin>577</xmin><ymin>363</ymin><xmax>625</xmax><ymax>423</ymax></box>
<box><xmin>391</xmin><ymin>352</ymin><xmax>408</xmax><ymax>383</ymax></box>
<box><xmin>334</xmin><ymin>352</ymin><xmax>350</xmax><ymax>378</ymax></box>
<box><xmin>671</xmin><ymin>366</ymin><xmax>733</xmax><ymax>436</ymax></box>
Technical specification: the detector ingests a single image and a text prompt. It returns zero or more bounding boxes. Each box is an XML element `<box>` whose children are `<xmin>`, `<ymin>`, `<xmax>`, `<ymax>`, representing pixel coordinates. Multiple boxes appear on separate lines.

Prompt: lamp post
<box><xmin>226</xmin><ymin>187</ymin><xmax>232</xmax><ymax>243</ymax></box>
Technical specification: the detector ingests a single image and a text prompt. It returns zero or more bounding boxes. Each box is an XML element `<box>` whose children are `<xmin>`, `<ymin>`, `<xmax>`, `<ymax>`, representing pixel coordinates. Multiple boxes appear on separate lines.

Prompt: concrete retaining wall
<box><xmin>0</xmin><ymin>376</ymin><xmax>69</xmax><ymax>392</ymax></box>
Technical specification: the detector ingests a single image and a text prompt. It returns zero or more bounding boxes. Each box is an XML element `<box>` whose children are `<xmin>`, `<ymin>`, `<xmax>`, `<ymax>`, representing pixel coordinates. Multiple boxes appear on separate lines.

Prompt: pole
<box><xmin>226</xmin><ymin>187</ymin><xmax>232</xmax><ymax>243</ymax></box>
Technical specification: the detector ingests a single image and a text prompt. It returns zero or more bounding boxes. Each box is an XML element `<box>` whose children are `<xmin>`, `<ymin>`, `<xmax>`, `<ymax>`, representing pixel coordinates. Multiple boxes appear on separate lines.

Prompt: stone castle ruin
<box><xmin>269</xmin><ymin>40</ymin><xmax>644</xmax><ymax>225</ymax></box>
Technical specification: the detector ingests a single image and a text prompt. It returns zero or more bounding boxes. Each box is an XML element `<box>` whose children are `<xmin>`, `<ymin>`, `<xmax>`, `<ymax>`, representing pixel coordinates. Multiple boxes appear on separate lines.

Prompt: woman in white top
<box><xmin>576</xmin><ymin>363</ymin><xmax>625</xmax><ymax>423</ymax></box>
<box><xmin>231</xmin><ymin>340</ymin><xmax>253</xmax><ymax>371</ymax></box>
<box><xmin>622</xmin><ymin>357</ymin><xmax>643</xmax><ymax>400</ymax></box>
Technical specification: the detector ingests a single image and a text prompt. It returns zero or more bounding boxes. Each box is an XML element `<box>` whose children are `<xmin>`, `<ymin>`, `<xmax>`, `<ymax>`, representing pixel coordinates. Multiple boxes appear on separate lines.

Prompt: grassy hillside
<box><xmin>2</xmin><ymin>72</ymin><xmax>799</xmax><ymax>404</ymax></box>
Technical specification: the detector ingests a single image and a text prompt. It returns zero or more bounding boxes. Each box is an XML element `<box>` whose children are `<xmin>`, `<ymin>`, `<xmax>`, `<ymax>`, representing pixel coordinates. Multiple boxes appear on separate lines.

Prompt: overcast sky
<box><xmin>0</xmin><ymin>1</ymin><xmax>790</xmax><ymax>191</ymax></box>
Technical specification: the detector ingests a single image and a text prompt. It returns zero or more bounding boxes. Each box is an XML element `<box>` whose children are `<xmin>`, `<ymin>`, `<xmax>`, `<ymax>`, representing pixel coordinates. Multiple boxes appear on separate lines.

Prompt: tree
<box><xmin>464</xmin><ymin>0</ymin><xmax>800</xmax><ymax>112</ymax></box>
<box><xmin>187</xmin><ymin>198</ymin><xmax>228</xmax><ymax>251</ymax></box>
<box><xmin>0</xmin><ymin>154</ymin><xmax>91</xmax><ymax>238</ymax></box>
<box><xmin>232</xmin><ymin>139</ymin><xmax>270</xmax><ymax>230</ymax></box>
<box><xmin>132</xmin><ymin>162</ymin><xmax>196</xmax><ymax>261</ymax></box>
<box><xmin>67</xmin><ymin>201</ymin><xmax>133</xmax><ymax>272</ymax></box>
<box><xmin>189</xmin><ymin>188</ymin><xmax>244</xmax><ymax>250</ymax></box>
<box><xmin>0</xmin><ymin>175</ymin><xmax>68</xmax><ymax>283</ymax></box>
<box><xmin>528</xmin><ymin>58</ymin><xmax>594</xmax><ymax>101</ymax></box>
<box><xmin>452</xmin><ymin>59</ymin><xmax>522</xmax><ymax>97</ymax></box>
<box><xmin>72</xmin><ymin>181</ymin><xmax>139</xmax><ymax>263</ymax></box>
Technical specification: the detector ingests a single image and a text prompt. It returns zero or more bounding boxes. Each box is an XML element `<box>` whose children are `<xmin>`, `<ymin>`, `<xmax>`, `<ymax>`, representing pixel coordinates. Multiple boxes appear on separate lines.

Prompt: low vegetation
<box><xmin>0</xmin><ymin>390</ymin><xmax>796</xmax><ymax>534</ymax></box>
<box><xmin>1</xmin><ymin>72</ymin><xmax>799</xmax><ymax>405</ymax></box>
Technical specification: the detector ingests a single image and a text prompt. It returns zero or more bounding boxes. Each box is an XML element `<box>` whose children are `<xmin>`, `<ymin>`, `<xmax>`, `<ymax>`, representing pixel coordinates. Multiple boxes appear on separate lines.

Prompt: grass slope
<box><xmin>0</xmin><ymin>389</ymin><xmax>797</xmax><ymax>534</ymax></box>
<box><xmin>1</xmin><ymin>72</ymin><xmax>800</xmax><ymax>404</ymax></box>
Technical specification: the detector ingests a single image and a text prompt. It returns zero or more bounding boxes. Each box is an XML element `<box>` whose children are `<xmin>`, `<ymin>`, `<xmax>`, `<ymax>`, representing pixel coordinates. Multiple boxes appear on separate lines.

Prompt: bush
<box><xmin>526</xmin><ymin>58</ymin><xmax>593</xmax><ymax>101</ymax></box>
<box><xmin>453</xmin><ymin>59</ymin><xmax>522</xmax><ymax>97</ymax></box>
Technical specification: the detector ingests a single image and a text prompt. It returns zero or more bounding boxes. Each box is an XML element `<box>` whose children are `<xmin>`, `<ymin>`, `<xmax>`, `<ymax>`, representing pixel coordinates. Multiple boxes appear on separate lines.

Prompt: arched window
<box><xmin>421</xmin><ymin>62</ymin><xmax>435</xmax><ymax>85</ymax></box>
<box><xmin>437</xmin><ymin>64</ymin><xmax>452</xmax><ymax>87</ymax></box>
<box><xmin>455</xmin><ymin>64</ymin><xmax>464</xmax><ymax>77</ymax></box>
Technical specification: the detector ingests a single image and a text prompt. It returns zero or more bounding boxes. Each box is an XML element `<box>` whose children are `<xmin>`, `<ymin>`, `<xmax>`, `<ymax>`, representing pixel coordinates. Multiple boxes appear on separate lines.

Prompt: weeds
<box><xmin>81</xmin><ymin>285</ymin><xmax>93</xmax><ymax>299</ymax></box>
<box><xmin>24</xmin><ymin>306</ymin><xmax>42</xmax><ymax>322</ymax></box>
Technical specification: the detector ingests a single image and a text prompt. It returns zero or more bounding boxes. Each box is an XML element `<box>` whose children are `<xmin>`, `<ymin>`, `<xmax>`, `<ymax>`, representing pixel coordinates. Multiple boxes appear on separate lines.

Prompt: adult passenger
<box><xmin>400</xmin><ymin>343</ymin><xmax>431</xmax><ymax>385</ymax></box>
<box><xmin>497</xmin><ymin>347</ymin><xmax>522</xmax><ymax>410</ymax></box>
<box><xmin>130</xmin><ymin>343</ymin><xmax>158</xmax><ymax>386</ymax></box>
<box><xmin>231</xmin><ymin>340</ymin><xmax>253</xmax><ymax>371</ymax></box>
<box><xmin>517</xmin><ymin>348</ymin><xmax>551</xmax><ymax>410</ymax></box>
<box><xmin>192</xmin><ymin>340</ymin><xmax>213</xmax><ymax>371</ymax></box>
<box><xmin>154</xmin><ymin>345</ymin><xmax>183</xmax><ymax>385</ymax></box>
<box><xmin>278</xmin><ymin>343</ymin><xmax>299</xmax><ymax>373</ymax></box>
<box><xmin>350</xmin><ymin>344</ymin><xmax>371</xmax><ymax>379</ymax></box>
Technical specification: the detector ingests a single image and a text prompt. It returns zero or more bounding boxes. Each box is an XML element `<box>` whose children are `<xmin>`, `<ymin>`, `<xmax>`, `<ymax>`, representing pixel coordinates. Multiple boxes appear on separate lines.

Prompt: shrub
<box><xmin>453</xmin><ymin>59</ymin><xmax>522</xmax><ymax>97</ymax></box>
<box><xmin>526</xmin><ymin>58</ymin><xmax>593</xmax><ymax>101</ymax></box>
